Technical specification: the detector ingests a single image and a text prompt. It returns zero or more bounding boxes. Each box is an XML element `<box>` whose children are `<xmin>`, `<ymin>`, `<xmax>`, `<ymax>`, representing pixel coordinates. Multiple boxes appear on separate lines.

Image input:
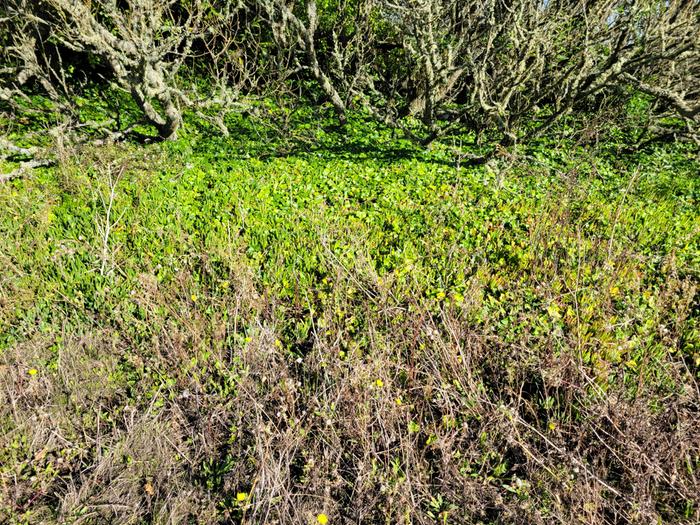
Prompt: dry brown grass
<box><xmin>2</xmin><ymin>255</ymin><xmax>698</xmax><ymax>524</ymax></box>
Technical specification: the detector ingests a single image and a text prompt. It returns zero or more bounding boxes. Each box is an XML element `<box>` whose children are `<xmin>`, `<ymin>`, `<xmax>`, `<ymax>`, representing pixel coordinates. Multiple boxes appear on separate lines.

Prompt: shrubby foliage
<box><xmin>1</xmin><ymin>0</ymin><xmax>698</xmax><ymax>143</ymax></box>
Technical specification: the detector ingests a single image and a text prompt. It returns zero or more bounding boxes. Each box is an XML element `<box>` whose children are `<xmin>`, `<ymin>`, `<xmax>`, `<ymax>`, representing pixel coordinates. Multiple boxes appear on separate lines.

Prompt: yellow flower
<box><xmin>191</xmin><ymin>294</ymin><xmax>197</xmax><ymax>302</ymax></box>
<box><xmin>236</xmin><ymin>492</ymin><xmax>247</xmax><ymax>502</ymax></box>
<box><xmin>28</xmin><ymin>368</ymin><xmax>38</xmax><ymax>376</ymax></box>
<box><xmin>143</xmin><ymin>481</ymin><xmax>155</xmax><ymax>495</ymax></box>
<box><xmin>317</xmin><ymin>514</ymin><xmax>328</xmax><ymax>525</ymax></box>
<box><xmin>375</xmin><ymin>378</ymin><xmax>384</xmax><ymax>388</ymax></box>
<box><xmin>548</xmin><ymin>421</ymin><xmax>556</xmax><ymax>431</ymax></box>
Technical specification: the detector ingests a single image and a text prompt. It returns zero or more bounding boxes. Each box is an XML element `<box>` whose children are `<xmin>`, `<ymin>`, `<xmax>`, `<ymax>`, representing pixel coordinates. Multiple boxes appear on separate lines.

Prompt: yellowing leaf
<box><xmin>546</xmin><ymin>304</ymin><xmax>561</xmax><ymax>319</ymax></box>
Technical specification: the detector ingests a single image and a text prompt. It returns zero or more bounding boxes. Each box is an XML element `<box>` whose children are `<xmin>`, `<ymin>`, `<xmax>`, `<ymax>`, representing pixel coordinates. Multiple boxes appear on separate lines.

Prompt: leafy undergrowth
<box><xmin>0</xmin><ymin>129</ymin><xmax>698</xmax><ymax>524</ymax></box>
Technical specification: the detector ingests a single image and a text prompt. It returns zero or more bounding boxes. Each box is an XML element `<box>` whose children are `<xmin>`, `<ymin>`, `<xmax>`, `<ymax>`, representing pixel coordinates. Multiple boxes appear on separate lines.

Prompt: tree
<box><xmin>255</xmin><ymin>0</ymin><xmax>377</xmax><ymax>123</ymax></box>
<box><xmin>3</xmin><ymin>0</ymin><xmax>252</xmax><ymax>140</ymax></box>
<box><xmin>373</xmin><ymin>0</ymin><xmax>699</xmax><ymax>144</ymax></box>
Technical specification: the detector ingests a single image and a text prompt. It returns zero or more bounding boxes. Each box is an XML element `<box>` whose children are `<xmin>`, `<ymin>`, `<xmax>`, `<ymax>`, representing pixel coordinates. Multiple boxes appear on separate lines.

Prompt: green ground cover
<box><xmin>0</xmin><ymin>116</ymin><xmax>698</xmax><ymax>524</ymax></box>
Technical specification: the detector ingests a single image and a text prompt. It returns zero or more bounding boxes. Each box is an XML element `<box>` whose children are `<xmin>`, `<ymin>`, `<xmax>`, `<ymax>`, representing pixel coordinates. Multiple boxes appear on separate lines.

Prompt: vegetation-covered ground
<box><xmin>1</xmin><ymin>116</ymin><xmax>699</xmax><ymax>524</ymax></box>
